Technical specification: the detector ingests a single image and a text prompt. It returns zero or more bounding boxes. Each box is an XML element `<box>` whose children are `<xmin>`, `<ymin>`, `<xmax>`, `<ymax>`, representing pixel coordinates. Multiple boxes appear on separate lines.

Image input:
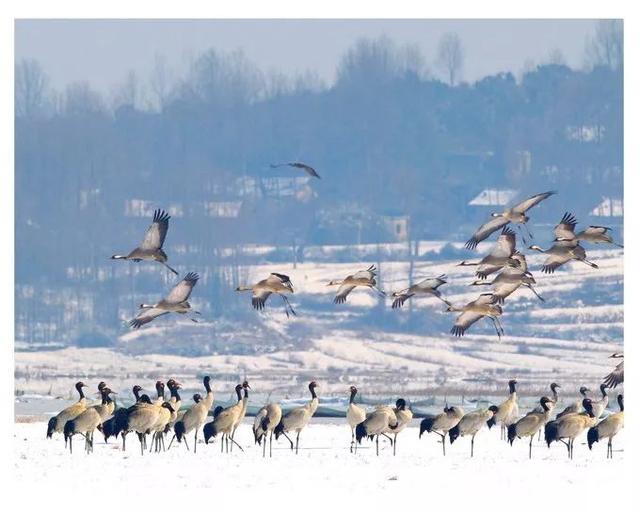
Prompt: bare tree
<box><xmin>63</xmin><ymin>81</ymin><xmax>105</xmax><ymax>116</ymax></box>
<box><xmin>585</xmin><ymin>20</ymin><xmax>623</xmax><ymax>71</ymax></box>
<box><xmin>112</xmin><ymin>69</ymin><xmax>142</xmax><ymax>110</ymax></box>
<box><xmin>547</xmin><ymin>48</ymin><xmax>567</xmax><ymax>66</ymax></box>
<box><xmin>436</xmin><ymin>32</ymin><xmax>464</xmax><ymax>86</ymax></box>
<box><xmin>15</xmin><ymin>59</ymin><xmax>49</xmax><ymax>117</ymax></box>
<box><xmin>190</xmin><ymin>48</ymin><xmax>264</xmax><ymax>107</ymax></box>
<box><xmin>519</xmin><ymin>58</ymin><xmax>537</xmax><ymax>81</ymax></box>
<box><xmin>402</xmin><ymin>43</ymin><xmax>428</xmax><ymax>78</ymax></box>
<box><xmin>149</xmin><ymin>53</ymin><xmax>171</xmax><ymax>111</ymax></box>
<box><xmin>337</xmin><ymin>36</ymin><xmax>400</xmax><ymax>85</ymax></box>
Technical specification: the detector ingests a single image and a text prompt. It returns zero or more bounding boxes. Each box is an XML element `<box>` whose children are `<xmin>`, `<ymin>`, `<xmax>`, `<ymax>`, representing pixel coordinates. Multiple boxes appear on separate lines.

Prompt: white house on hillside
<box><xmin>590</xmin><ymin>197</ymin><xmax>623</xmax><ymax>217</ymax></box>
<box><xmin>468</xmin><ymin>188</ymin><xmax>519</xmax><ymax>207</ymax></box>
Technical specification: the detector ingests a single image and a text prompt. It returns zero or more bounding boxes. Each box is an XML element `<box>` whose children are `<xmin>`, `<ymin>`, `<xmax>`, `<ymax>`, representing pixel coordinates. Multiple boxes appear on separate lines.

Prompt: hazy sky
<box><xmin>15</xmin><ymin>19</ymin><xmax>598</xmax><ymax>93</ymax></box>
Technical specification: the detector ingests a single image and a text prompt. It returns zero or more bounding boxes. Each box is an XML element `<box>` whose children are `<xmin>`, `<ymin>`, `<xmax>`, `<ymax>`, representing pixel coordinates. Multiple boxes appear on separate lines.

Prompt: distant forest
<box><xmin>14</xmin><ymin>23</ymin><xmax>623</xmax><ymax>346</ymax></box>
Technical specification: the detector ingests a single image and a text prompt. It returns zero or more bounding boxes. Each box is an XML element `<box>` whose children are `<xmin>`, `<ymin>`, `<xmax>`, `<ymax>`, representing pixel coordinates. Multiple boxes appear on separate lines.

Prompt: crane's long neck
<box><xmin>236</xmin><ymin>286</ymin><xmax>253</xmax><ymax>292</ymax></box>
<box><xmin>140</xmin><ymin>303</ymin><xmax>155</xmax><ymax>309</ymax></box>
<box><xmin>551</xmin><ymin>387</ymin><xmax>558</xmax><ymax>403</ymax></box>
<box><xmin>76</xmin><ymin>384</ymin><xmax>85</xmax><ymax>400</ymax></box>
<box><xmin>243</xmin><ymin>388</ymin><xmax>249</xmax><ymax>401</ymax></box>
<box><xmin>349</xmin><ymin>390</ymin><xmax>357</xmax><ymax>404</ymax></box>
<box><xmin>170</xmin><ymin>386</ymin><xmax>181</xmax><ymax>403</ymax></box>
<box><xmin>235</xmin><ymin>387</ymin><xmax>242</xmax><ymax>402</ymax></box>
<box><xmin>618</xmin><ymin>395</ymin><xmax>624</xmax><ymax>412</ymax></box>
<box><xmin>203</xmin><ymin>379</ymin><xmax>214</xmax><ymax>407</ymax></box>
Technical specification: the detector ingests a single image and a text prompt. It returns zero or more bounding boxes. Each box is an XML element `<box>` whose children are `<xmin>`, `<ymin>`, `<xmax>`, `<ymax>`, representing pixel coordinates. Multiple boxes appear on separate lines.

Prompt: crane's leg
<box><xmin>69</xmin><ymin>435</ymin><xmax>73</xmax><ymax>454</ymax></box>
<box><xmin>183</xmin><ymin>435</ymin><xmax>190</xmax><ymax>452</ymax></box>
<box><xmin>350</xmin><ymin>428</ymin><xmax>355</xmax><ymax>453</ymax></box>
<box><xmin>282</xmin><ymin>432</ymin><xmax>294</xmax><ymax>451</ymax></box>
<box><xmin>220</xmin><ymin>435</ymin><xmax>224</xmax><ymax>453</ymax></box>
<box><xmin>263</xmin><ymin>434</ymin><xmax>267</xmax><ymax>458</ymax></box>
<box><xmin>229</xmin><ymin>437</ymin><xmax>244</xmax><ymax>452</ymax></box>
<box><xmin>376</xmin><ymin>435</ymin><xmax>379</xmax><ymax>456</ymax></box>
<box><xmin>269</xmin><ymin>431</ymin><xmax>273</xmax><ymax>458</ymax></box>
<box><xmin>489</xmin><ymin>317</ymin><xmax>502</xmax><ymax>340</ymax></box>
<box><xmin>471</xmin><ymin>434</ymin><xmax>475</xmax><ymax>458</ymax></box>
<box><xmin>167</xmin><ymin>434</ymin><xmax>175</xmax><ymax>451</ymax></box>
<box><xmin>441</xmin><ymin>433</ymin><xmax>446</xmax><ymax>456</ymax></box>
<box><xmin>524</xmin><ymin>223</ymin><xmax>534</xmax><ymax>241</ymax></box>
<box><xmin>159</xmin><ymin>261</ymin><xmax>178</xmax><ymax>275</ymax></box>
<box><xmin>374</xmin><ymin>286</ymin><xmax>386</xmax><ymax>298</ymax></box>
<box><xmin>529</xmin><ymin>436</ymin><xmax>533</xmax><ymax>459</ymax></box>
<box><xmin>526</xmin><ymin>284</ymin><xmax>545</xmax><ymax>302</ymax></box>
<box><xmin>194</xmin><ymin>430</ymin><xmax>198</xmax><ymax>454</ymax></box>
<box><xmin>393</xmin><ymin>434</ymin><xmax>397</xmax><ymax>456</ymax></box>
<box><xmin>578</xmin><ymin>258</ymin><xmax>598</xmax><ymax>269</ymax></box>
<box><xmin>295</xmin><ymin>431</ymin><xmax>300</xmax><ymax>454</ymax></box>
<box><xmin>280</xmin><ymin>295</ymin><xmax>297</xmax><ymax>317</ymax></box>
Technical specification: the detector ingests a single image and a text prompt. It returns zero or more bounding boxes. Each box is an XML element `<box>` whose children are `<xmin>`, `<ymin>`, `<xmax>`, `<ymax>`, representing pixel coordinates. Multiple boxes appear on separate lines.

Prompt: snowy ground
<box><xmin>13</xmin><ymin>417</ymin><xmax>624</xmax><ymax>501</ymax></box>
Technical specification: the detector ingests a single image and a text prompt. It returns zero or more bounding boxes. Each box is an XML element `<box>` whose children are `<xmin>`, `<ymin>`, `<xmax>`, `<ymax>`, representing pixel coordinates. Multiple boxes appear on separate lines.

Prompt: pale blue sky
<box><xmin>15</xmin><ymin>19</ymin><xmax>598</xmax><ymax>92</ymax></box>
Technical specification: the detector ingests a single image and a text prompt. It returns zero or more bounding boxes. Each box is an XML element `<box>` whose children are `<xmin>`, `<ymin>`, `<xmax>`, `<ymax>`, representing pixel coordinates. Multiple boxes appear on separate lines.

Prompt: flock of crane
<box><xmin>51</xmin><ymin>175</ymin><xmax>622</xmax><ymax>462</ymax></box>
<box><xmin>111</xmin><ymin>188</ymin><xmax>622</xmax><ymax>340</ymax></box>
<box><xmin>46</xmin><ymin>371</ymin><xmax>624</xmax><ymax>460</ymax></box>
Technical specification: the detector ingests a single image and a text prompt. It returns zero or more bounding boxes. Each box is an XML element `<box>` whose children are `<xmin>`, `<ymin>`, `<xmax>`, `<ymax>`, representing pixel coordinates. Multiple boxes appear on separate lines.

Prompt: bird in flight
<box><xmin>270</xmin><ymin>162</ymin><xmax>321</xmax><ymax>179</ymax></box>
<box><xmin>328</xmin><ymin>265</ymin><xmax>385</xmax><ymax>304</ymax></box>
<box><xmin>446</xmin><ymin>293</ymin><xmax>504</xmax><ymax>340</ymax></box>
<box><xmin>111</xmin><ymin>209</ymin><xmax>178</xmax><ymax>275</ymax></box>
<box><xmin>129</xmin><ymin>272</ymin><xmax>201</xmax><ymax>329</ymax></box>
<box><xmin>235</xmin><ymin>273</ymin><xmax>297</xmax><ymax>317</ymax></box>
<box><xmin>465</xmin><ymin>191</ymin><xmax>555</xmax><ymax>250</ymax></box>
<box><xmin>603</xmin><ymin>353</ymin><xmax>624</xmax><ymax>388</ymax></box>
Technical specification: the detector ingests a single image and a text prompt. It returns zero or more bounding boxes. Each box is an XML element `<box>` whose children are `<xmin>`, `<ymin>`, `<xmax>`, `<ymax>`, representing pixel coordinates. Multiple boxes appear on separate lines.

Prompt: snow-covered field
<box><xmin>13</xmin><ymin>418</ymin><xmax>624</xmax><ymax>500</ymax></box>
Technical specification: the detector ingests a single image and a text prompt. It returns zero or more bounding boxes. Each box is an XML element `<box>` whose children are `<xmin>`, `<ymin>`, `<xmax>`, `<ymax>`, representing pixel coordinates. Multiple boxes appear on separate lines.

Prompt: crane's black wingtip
<box><xmin>464</xmin><ymin>239</ymin><xmax>479</xmax><ymax>251</ymax></box>
<box><xmin>450</xmin><ymin>326</ymin><xmax>465</xmax><ymax>337</ymax></box>
<box><xmin>153</xmin><ymin>209</ymin><xmax>171</xmax><ymax>223</ymax></box>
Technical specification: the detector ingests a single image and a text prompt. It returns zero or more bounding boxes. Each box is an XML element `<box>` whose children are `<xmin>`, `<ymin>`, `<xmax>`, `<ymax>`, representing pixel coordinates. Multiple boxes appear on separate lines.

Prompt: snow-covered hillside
<box><xmin>15</xmin><ymin>246</ymin><xmax>622</xmax><ymax>400</ymax></box>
